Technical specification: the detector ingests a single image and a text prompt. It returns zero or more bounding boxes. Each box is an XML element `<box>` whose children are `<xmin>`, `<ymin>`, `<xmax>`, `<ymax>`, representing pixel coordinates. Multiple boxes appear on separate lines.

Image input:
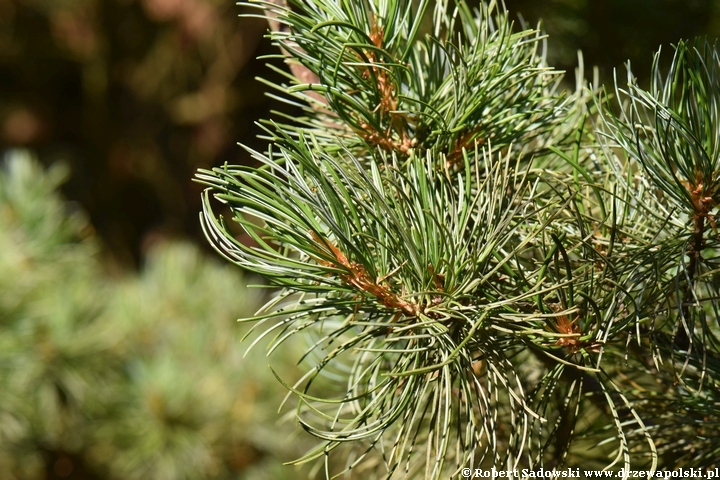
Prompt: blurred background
<box><xmin>1</xmin><ymin>0</ymin><xmax>720</xmax><ymax>478</ymax></box>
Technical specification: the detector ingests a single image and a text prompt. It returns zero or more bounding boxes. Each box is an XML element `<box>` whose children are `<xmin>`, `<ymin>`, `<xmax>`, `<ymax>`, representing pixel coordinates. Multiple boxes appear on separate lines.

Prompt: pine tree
<box><xmin>197</xmin><ymin>0</ymin><xmax>720</xmax><ymax>476</ymax></box>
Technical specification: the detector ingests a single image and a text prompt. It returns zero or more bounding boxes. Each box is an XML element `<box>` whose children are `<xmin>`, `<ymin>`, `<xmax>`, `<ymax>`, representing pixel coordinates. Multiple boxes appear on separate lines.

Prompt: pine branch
<box><xmin>199</xmin><ymin>1</ymin><xmax>720</xmax><ymax>475</ymax></box>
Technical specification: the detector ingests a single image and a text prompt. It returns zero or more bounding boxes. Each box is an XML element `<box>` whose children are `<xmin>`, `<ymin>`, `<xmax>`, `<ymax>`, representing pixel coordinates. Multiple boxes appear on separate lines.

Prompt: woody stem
<box><xmin>676</xmin><ymin>212</ymin><xmax>706</xmax><ymax>350</ymax></box>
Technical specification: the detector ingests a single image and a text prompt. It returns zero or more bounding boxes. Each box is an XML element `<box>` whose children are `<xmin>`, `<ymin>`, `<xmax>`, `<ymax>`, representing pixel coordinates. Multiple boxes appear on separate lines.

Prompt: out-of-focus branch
<box><xmin>262</xmin><ymin>0</ymin><xmax>326</xmax><ymax>105</ymax></box>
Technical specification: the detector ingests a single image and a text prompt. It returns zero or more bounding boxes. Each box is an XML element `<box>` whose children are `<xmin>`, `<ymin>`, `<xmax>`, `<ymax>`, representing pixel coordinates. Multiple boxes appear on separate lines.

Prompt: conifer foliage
<box><xmin>0</xmin><ymin>151</ymin><xmax>305</xmax><ymax>479</ymax></box>
<box><xmin>197</xmin><ymin>0</ymin><xmax>720</xmax><ymax>476</ymax></box>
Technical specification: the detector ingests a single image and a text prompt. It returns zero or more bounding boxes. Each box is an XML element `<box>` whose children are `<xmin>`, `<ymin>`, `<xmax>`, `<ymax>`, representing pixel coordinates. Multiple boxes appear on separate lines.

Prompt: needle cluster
<box><xmin>197</xmin><ymin>0</ymin><xmax>720</xmax><ymax>476</ymax></box>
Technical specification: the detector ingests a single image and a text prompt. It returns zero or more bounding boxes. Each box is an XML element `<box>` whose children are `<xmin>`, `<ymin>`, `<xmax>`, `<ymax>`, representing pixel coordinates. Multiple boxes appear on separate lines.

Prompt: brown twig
<box><xmin>354</xmin><ymin>19</ymin><xmax>415</xmax><ymax>155</ymax></box>
<box><xmin>310</xmin><ymin>232</ymin><xmax>420</xmax><ymax>317</ymax></box>
<box><xmin>445</xmin><ymin>126</ymin><xmax>485</xmax><ymax>168</ymax></box>
<box><xmin>546</xmin><ymin>305</ymin><xmax>601</xmax><ymax>355</ymax></box>
<box><xmin>676</xmin><ymin>170</ymin><xmax>716</xmax><ymax>350</ymax></box>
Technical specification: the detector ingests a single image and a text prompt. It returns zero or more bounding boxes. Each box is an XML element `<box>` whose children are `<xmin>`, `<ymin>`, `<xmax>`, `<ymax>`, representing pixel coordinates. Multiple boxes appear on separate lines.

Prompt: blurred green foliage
<box><xmin>0</xmin><ymin>150</ymin><xmax>311</xmax><ymax>479</ymax></box>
